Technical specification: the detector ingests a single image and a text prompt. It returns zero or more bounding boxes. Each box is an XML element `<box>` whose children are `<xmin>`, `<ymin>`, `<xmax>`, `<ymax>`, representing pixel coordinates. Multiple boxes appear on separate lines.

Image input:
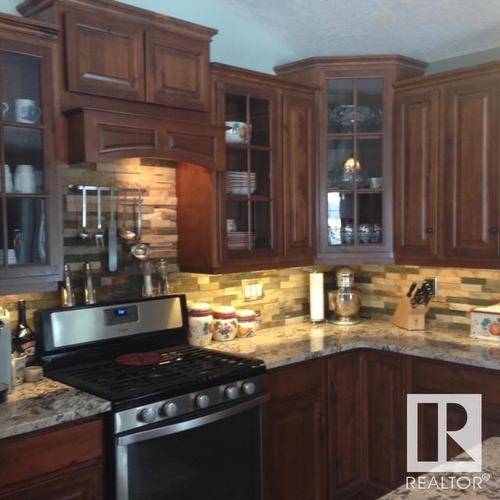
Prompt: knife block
<box><xmin>391</xmin><ymin>295</ymin><xmax>427</xmax><ymax>331</ymax></box>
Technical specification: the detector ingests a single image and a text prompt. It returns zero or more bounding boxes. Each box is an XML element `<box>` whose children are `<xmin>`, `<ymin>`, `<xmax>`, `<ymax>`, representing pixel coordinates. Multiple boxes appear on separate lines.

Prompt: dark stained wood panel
<box><xmin>65</xmin><ymin>10</ymin><xmax>145</xmax><ymax>101</ymax></box>
<box><xmin>362</xmin><ymin>351</ymin><xmax>405</xmax><ymax>495</ymax></box>
<box><xmin>0</xmin><ymin>462</ymin><xmax>104</xmax><ymax>500</ymax></box>
<box><xmin>327</xmin><ymin>352</ymin><xmax>363</xmax><ymax>499</ymax></box>
<box><xmin>98</xmin><ymin>124</ymin><xmax>157</xmax><ymax>155</ymax></box>
<box><xmin>146</xmin><ymin>29</ymin><xmax>209</xmax><ymax>111</ymax></box>
<box><xmin>0</xmin><ymin>419</ymin><xmax>104</xmax><ymax>489</ymax></box>
<box><xmin>283</xmin><ymin>90</ymin><xmax>315</xmax><ymax>260</ymax></box>
<box><xmin>394</xmin><ymin>88</ymin><xmax>440</xmax><ymax>262</ymax></box>
<box><xmin>267</xmin><ymin>360</ymin><xmax>327</xmax><ymax>500</ymax></box>
<box><xmin>444</xmin><ymin>77</ymin><xmax>499</xmax><ymax>261</ymax></box>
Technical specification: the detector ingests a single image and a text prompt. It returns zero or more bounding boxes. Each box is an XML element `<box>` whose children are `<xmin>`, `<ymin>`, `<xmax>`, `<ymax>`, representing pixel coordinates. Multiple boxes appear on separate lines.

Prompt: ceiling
<box><xmin>219</xmin><ymin>0</ymin><xmax>500</xmax><ymax>64</ymax></box>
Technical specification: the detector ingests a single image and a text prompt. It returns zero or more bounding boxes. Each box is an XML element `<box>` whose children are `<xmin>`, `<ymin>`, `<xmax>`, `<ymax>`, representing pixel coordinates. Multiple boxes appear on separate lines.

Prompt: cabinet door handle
<box><xmin>489</xmin><ymin>227</ymin><xmax>498</xmax><ymax>235</ymax></box>
<box><xmin>425</xmin><ymin>227</ymin><xmax>434</xmax><ymax>234</ymax></box>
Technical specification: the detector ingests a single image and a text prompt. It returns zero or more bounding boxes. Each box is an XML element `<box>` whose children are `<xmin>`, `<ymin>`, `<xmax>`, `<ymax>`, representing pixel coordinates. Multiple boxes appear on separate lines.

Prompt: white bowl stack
<box><xmin>226</xmin><ymin>171</ymin><xmax>257</xmax><ymax>196</ymax></box>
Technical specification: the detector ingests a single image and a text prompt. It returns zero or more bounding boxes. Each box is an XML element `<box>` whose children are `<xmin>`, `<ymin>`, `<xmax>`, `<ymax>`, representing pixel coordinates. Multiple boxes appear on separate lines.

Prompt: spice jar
<box><xmin>211</xmin><ymin>306</ymin><xmax>238</xmax><ymax>342</ymax></box>
<box><xmin>188</xmin><ymin>303</ymin><xmax>213</xmax><ymax>347</ymax></box>
<box><xmin>236</xmin><ymin>309</ymin><xmax>257</xmax><ymax>338</ymax></box>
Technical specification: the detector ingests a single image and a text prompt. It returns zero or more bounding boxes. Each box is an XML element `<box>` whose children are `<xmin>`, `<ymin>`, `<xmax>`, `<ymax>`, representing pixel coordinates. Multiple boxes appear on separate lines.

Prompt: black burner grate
<box><xmin>49</xmin><ymin>345</ymin><xmax>264</xmax><ymax>405</ymax></box>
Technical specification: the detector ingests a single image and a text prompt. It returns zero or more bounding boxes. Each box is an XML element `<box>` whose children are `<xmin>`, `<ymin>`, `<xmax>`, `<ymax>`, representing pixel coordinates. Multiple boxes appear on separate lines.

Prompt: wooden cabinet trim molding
<box><xmin>65</xmin><ymin>108</ymin><xmax>224</xmax><ymax>168</ymax></box>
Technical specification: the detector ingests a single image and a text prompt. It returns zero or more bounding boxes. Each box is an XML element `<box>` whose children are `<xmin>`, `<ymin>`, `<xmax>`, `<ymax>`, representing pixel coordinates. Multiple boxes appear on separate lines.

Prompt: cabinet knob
<box><xmin>425</xmin><ymin>227</ymin><xmax>434</xmax><ymax>234</ymax></box>
<box><xmin>489</xmin><ymin>227</ymin><xmax>498</xmax><ymax>235</ymax></box>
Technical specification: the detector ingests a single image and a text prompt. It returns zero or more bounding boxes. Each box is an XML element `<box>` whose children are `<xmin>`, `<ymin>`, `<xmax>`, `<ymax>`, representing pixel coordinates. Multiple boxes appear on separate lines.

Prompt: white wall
<box><xmin>0</xmin><ymin>0</ymin><xmax>295</xmax><ymax>74</ymax></box>
<box><xmin>426</xmin><ymin>46</ymin><xmax>500</xmax><ymax>74</ymax></box>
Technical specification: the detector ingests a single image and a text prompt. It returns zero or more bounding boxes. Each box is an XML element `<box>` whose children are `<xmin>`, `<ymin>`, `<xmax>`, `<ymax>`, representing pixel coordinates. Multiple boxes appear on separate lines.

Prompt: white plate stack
<box><xmin>227</xmin><ymin>231</ymin><xmax>256</xmax><ymax>250</ymax></box>
<box><xmin>226</xmin><ymin>172</ymin><xmax>257</xmax><ymax>196</ymax></box>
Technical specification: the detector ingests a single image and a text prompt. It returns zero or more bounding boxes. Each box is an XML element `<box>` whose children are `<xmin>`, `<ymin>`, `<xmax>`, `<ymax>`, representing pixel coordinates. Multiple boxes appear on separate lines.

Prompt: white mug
<box><xmin>4</xmin><ymin>164</ymin><xmax>13</xmax><ymax>192</ymax></box>
<box><xmin>1</xmin><ymin>102</ymin><xmax>8</xmax><ymax>119</ymax></box>
<box><xmin>15</xmin><ymin>99</ymin><xmax>41</xmax><ymax>124</ymax></box>
<box><xmin>14</xmin><ymin>164</ymin><xmax>36</xmax><ymax>193</ymax></box>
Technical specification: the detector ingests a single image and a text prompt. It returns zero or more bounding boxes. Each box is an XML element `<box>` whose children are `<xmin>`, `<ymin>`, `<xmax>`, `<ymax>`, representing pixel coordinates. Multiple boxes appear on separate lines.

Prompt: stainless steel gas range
<box><xmin>39</xmin><ymin>295</ymin><xmax>268</xmax><ymax>500</ymax></box>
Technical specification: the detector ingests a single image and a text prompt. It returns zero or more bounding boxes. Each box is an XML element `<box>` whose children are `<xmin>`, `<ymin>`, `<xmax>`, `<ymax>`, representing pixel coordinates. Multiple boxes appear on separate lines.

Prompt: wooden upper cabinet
<box><xmin>283</xmin><ymin>90</ymin><xmax>315</xmax><ymax>259</ymax></box>
<box><xmin>394</xmin><ymin>88</ymin><xmax>440</xmax><ymax>262</ymax></box>
<box><xmin>20</xmin><ymin>0</ymin><xmax>216</xmax><ymax>113</ymax></box>
<box><xmin>443</xmin><ymin>75</ymin><xmax>499</xmax><ymax>262</ymax></box>
<box><xmin>64</xmin><ymin>10</ymin><xmax>145</xmax><ymax>101</ymax></box>
<box><xmin>146</xmin><ymin>29</ymin><xmax>209</xmax><ymax>111</ymax></box>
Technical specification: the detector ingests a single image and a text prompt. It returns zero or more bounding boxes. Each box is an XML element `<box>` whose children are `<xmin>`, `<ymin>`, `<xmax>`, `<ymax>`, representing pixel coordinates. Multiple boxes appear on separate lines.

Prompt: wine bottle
<box><xmin>13</xmin><ymin>300</ymin><xmax>36</xmax><ymax>365</ymax></box>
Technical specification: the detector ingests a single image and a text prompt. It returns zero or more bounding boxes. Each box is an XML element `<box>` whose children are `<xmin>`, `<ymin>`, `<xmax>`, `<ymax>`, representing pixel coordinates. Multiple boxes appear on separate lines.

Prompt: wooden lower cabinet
<box><xmin>266</xmin><ymin>359</ymin><xmax>328</xmax><ymax>500</ymax></box>
<box><xmin>327</xmin><ymin>352</ymin><xmax>363</xmax><ymax>499</ymax></box>
<box><xmin>267</xmin><ymin>351</ymin><xmax>500</xmax><ymax>499</ymax></box>
<box><xmin>0</xmin><ymin>417</ymin><xmax>107</xmax><ymax>500</ymax></box>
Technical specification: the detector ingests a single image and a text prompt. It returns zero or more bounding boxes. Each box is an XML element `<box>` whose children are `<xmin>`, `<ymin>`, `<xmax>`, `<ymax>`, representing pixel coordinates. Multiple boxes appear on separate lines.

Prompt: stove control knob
<box><xmin>242</xmin><ymin>382</ymin><xmax>256</xmax><ymax>396</ymax></box>
<box><xmin>137</xmin><ymin>407</ymin><xmax>156</xmax><ymax>424</ymax></box>
<box><xmin>160</xmin><ymin>402</ymin><xmax>178</xmax><ymax>418</ymax></box>
<box><xmin>195</xmin><ymin>394</ymin><xmax>210</xmax><ymax>409</ymax></box>
<box><xmin>225</xmin><ymin>385</ymin><xmax>239</xmax><ymax>400</ymax></box>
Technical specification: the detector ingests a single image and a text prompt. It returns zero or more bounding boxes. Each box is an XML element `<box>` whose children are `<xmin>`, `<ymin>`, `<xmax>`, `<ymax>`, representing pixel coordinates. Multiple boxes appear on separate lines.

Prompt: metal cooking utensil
<box><xmin>131</xmin><ymin>242</ymin><xmax>151</xmax><ymax>261</ymax></box>
<box><xmin>130</xmin><ymin>189</ymin><xmax>150</xmax><ymax>260</ymax></box>
<box><xmin>95</xmin><ymin>187</ymin><xmax>105</xmax><ymax>248</ymax></box>
<box><xmin>108</xmin><ymin>189</ymin><xmax>118</xmax><ymax>272</ymax></box>
<box><xmin>79</xmin><ymin>186</ymin><xmax>90</xmax><ymax>240</ymax></box>
<box><xmin>135</xmin><ymin>189</ymin><xmax>143</xmax><ymax>240</ymax></box>
<box><xmin>119</xmin><ymin>190</ymin><xmax>135</xmax><ymax>241</ymax></box>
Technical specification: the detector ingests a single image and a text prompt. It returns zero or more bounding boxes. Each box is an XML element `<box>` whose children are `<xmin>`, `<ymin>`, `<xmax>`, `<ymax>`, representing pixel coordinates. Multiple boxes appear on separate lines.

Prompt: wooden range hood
<box><xmin>65</xmin><ymin>108</ymin><xmax>225</xmax><ymax>169</ymax></box>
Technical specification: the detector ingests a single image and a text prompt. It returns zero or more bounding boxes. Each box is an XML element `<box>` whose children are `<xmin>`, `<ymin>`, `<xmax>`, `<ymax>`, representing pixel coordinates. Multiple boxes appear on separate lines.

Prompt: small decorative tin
<box><xmin>471</xmin><ymin>304</ymin><xmax>500</xmax><ymax>340</ymax></box>
<box><xmin>188</xmin><ymin>303</ymin><xmax>213</xmax><ymax>347</ymax></box>
<box><xmin>236</xmin><ymin>309</ymin><xmax>257</xmax><ymax>338</ymax></box>
<box><xmin>212</xmin><ymin>306</ymin><xmax>238</xmax><ymax>342</ymax></box>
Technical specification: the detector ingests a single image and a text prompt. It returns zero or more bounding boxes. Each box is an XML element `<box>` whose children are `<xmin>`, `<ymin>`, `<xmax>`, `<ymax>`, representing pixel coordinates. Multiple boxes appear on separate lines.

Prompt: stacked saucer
<box><xmin>227</xmin><ymin>231</ymin><xmax>256</xmax><ymax>250</ymax></box>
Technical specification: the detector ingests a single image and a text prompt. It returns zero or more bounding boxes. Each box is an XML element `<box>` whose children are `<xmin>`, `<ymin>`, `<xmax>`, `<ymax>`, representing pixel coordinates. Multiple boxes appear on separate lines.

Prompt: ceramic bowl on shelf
<box><xmin>225</xmin><ymin>121</ymin><xmax>251</xmax><ymax>144</ymax></box>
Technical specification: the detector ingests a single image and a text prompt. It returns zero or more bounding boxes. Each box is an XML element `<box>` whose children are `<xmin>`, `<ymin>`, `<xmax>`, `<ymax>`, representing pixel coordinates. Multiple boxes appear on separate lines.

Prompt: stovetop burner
<box><xmin>48</xmin><ymin>345</ymin><xmax>265</xmax><ymax>410</ymax></box>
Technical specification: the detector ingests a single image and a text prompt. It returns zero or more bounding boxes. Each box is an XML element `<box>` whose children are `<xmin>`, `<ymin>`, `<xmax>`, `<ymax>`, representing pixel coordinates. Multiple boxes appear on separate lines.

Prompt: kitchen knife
<box><xmin>410</xmin><ymin>285</ymin><xmax>423</xmax><ymax>307</ymax></box>
<box><xmin>108</xmin><ymin>189</ymin><xmax>118</xmax><ymax>272</ymax></box>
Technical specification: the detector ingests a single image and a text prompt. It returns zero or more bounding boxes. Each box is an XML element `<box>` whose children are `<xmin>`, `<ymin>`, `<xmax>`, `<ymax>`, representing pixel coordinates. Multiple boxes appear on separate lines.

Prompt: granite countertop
<box><xmin>381</xmin><ymin>436</ymin><xmax>500</xmax><ymax>498</ymax></box>
<box><xmin>208</xmin><ymin>319</ymin><xmax>500</xmax><ymax>370</ymax></box>
<box><xmin>0</xmin><ymin>378</ymin><xmax>111</xmax><ymax>440</ymax></box>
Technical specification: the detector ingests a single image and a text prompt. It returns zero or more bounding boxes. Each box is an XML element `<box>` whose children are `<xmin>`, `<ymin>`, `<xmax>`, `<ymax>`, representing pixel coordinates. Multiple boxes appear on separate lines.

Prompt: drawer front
<box><xmin>98</xmin><ymin>123</ymin><xmax>159</xmax><ymax>157</ymax></box>
<box><xmin>146</xmin><ymin>29</ymin><xmax>210</xmax><ymax>111</ymax></box>
<box><xmin>409</xmin><ymin>357</ymin><xmax>500</xmax><ymax>410</ymax></box>
<box><xmin>65</xmin><ymin>10</ymin><xmax>145</xmax><ymax>101</ymax></box>
<box><xmin>268</xmin><ymin>359</ymin><xmax>326</xmax><ymax>401</ymax></box>
<box><xmin>0</xmin><ymin>418</ymin><xmax>104</xmax><ymax>489</ymax></box>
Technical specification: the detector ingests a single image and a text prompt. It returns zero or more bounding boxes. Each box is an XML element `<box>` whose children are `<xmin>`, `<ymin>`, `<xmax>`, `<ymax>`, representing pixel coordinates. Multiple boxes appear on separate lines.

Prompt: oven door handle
<box><xmin>117</xmin><ymin>394</ymin><xmax>269</xmax><ymax>446</ymax></box>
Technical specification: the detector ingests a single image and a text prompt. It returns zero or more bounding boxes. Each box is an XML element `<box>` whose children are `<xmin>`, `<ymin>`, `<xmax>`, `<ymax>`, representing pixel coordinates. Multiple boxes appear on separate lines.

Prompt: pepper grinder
<box><xmin>329</xmin><ymin>266</ymin><xmax>361</xmax><ymax>325</ymax></box>
<box><xmin>84</xmin><ymin>261</ymin><xmax>96</xmax><ymax>305</ymax></box>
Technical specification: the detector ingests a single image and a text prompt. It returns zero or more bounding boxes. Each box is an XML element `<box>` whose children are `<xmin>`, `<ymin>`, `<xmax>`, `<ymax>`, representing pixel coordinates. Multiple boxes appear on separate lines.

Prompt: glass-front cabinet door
<box><xmin>325</xmin><ymin>77</ymin><xmax>387</xmax><ymax>253</ymax></box>
<box><xmin>220</xmin><ymin>84</ymin><xmax>280</xmax><ymax>262</ymax></box>
<box><xmin>0</xmin><ymin>37</ymin><xmax>60</xmax><ymax>292</ymax></box>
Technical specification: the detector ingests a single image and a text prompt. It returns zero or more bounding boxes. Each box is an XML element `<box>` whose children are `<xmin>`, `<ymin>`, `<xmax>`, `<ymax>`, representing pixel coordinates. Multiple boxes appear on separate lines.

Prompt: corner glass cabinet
<box><xmin>325</xmin><ymin>78</ymin><xmax>386</xmax><ymax>250</ymax></box>
<box><xmin>0</xmin><ymin>36</ymin><xmax>60</xmax><ymax>292</ymax></box>
<box><xmin>221</xmin><ymin>85</ymin><xmax>279</xmax><ymax>260</ymax></box>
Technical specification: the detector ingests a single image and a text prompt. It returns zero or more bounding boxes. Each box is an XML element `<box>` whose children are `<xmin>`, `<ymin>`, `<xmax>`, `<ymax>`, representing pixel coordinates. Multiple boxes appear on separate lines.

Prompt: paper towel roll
<box><xmin>309</xmin><ymin>272</ymin><xmax>324</xmax><ymax>322</ymax></box>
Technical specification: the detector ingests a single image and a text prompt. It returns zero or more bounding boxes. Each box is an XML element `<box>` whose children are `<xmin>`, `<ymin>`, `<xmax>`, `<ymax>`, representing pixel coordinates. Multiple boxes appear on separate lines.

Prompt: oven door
<box><xmin>115</xmin><ymin>395</ymin><xmax>267</xmax><ymax>500</ymax></box>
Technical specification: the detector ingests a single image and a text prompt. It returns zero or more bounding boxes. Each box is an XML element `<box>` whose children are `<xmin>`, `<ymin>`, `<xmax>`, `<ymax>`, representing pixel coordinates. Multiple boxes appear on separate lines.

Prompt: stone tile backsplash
<box><xmin>0</xmin><ymin>159</ymin><xmax>498</xmax><ymax>334</ymax></box>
